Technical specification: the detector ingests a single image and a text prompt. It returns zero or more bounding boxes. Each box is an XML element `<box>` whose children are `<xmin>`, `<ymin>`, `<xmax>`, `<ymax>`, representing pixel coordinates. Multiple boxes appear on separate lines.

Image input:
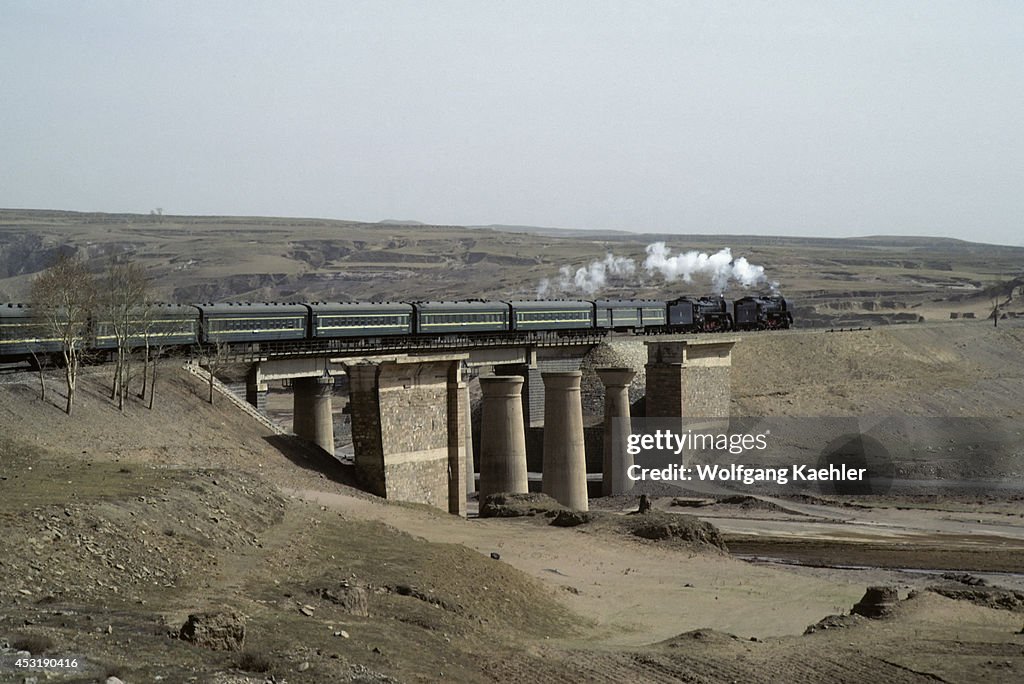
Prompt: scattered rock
<box><xmin>179</xmin><ymin>611</ymin><xmax>246</xmax><ymax>651</ymax></box>
<box><xmin>941</xmin><ymin>572</ymin><xmax>988</xmax><ymax>587</ymax></box>
<box><xmin>928</xmin><ymin>586</ymin><xmax>1024</xmax><ymax>612</ymax></box>
<box><xmin>489</xmin><ymin>552</ymin><xmax>500</xmax><ymax>560</ymax></box>
<box><xmin>389</xmin><ymin>584</ymin><xmax>462</xmax><ymax>613</ymax></box>
<box><xmin>637</xmin><ymin>494</ymin><xmax>652</xmax><ymax>514</ymax></box>
<box><xmin>105</xmin><ymin>677</ymin><xmax>125</xmax><ymax>684</ymax></box>
<box><xmin>299</xmin><ymin>604</ymin><xmax>316</xmax><ymax>617</ymax></box>
<box><xmin>319</xmin><ymin>585</ymin><xmax>369</xmax><ymax>617</ymax></box>
<box><xmin>297</xmin><ymin>661</ymin><xmax>310</xmax><ymax>672</ymax></box>
<box><xmin>804</xmin><ymin>613</ymin><xmax>863</xmax><ymax>634</ymax></box>
<box><xmin>669</xmin><ymin>498</ymin><xmax>713</xmax><ymax>508</ymax></box>
<box><xmin>550</xmin><ymin>510</ymin><xmax>593</xmax><ymax>527</ymax></box>
<box><xmin>851</xmin><ymin>586</ymin><xmax>900</xmax><ymax>619</ymax></box>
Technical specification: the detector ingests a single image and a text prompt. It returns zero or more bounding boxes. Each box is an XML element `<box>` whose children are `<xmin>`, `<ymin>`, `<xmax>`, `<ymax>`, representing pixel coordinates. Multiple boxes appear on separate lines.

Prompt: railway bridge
<box><xmin>214</xmin><ymin>332</ymin><xmax>738</xmax><ymax>517</ymax></box>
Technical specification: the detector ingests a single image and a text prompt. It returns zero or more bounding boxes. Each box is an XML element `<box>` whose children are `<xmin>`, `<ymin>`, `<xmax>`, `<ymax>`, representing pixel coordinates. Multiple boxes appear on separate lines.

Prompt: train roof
<box><xmin>411</xmin><ymin>300</ymin><xmax>511</xmax><ymax>312</ymax></box>
<box><xmin>0</xmin><ymin>303</ymin><xmax>34</xmax><ymax>319</ymax></box>
<box><xmin>307</xmin><ymin>302</ymin><xmax>413</xmax><ymax>313</ymax></box>
<box><xmin>592</xmin><ymin>299</ymin><xmax>664</xmax><ymax>306</ymax></box>
<box><xmin>148</xmin><ymin>303</ymin><xmax>199</xmax><ymax>311</ymax></box>
<box><xmin>195</xmin><ymin>302</ymin><xmax>310</xmax><ymax>315</ymax></box>
<box><xmin>505</xmin><ymin>300</ymin><xmax>593</xmax><ymax>310</ymax></box>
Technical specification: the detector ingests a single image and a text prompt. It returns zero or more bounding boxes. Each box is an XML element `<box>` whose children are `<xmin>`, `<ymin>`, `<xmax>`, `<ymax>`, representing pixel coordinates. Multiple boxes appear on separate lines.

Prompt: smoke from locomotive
<box><xmin>536</xmin><ymin>243</ymin><xmax>774</xmax><ymax>298</ymax></box>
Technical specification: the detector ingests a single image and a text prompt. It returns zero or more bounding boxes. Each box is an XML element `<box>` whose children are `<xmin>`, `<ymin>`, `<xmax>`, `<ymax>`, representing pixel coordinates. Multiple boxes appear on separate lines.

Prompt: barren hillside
<box><xmin>2</xmin><ymin>209</ymin><xmax>1023</xmax><ymax>326</ymax></box>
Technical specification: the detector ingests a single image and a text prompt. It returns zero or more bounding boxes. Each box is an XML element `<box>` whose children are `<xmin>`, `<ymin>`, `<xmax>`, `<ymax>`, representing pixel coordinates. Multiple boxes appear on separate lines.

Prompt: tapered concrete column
<box><xmin>598</xmin><ymin>368</ymin><xmax>637</xmax><ymax>496</ymax></box>
<box><xmin>462</xmin><ymin>381</ymin><xmax>476</xmax><ymax>494</ymax></box>
<box><xmin>245</xmin><ymin>365</ymin><xmax>268</xmax><ymax>412</ymax></box>
<box><xmin>293</xmin><ymin>376</ymin><xmax>335</xmax><ymax>455</ymax></box>
<box><xmin>541</xmin><ymin>371</ymin><xmax>588</xmax><ymax>511</ymax></box>
<box><xmin>478</xmin><ymin>376</ymin><xmax>528</xmax><ymax>499</ymax></box>
<box><xmin>494</xmin><ymin>362</ymin><xmax>540</xmax><ymax>427</ymax></box>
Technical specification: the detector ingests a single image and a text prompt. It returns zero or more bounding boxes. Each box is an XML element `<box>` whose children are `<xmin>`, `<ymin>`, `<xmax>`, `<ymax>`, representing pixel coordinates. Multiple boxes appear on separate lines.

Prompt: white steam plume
<box><xmin>537</xmin><ymin>253</ymin><xmax>636</xmax><ymax>298</ymax></box>
<box><xmin>537</xmin><ymin>243</ymin><xmax>772</xmax><ymax>298</ymax></box>
<box><xmin>642</xmin><ymin>243</ymin><xmax>767</xmax><ymax>293</ymax></box>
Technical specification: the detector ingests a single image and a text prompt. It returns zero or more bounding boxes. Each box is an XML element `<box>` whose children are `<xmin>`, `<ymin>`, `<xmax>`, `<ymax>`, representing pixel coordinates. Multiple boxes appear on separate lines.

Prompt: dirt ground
<box><xmin>0</xmin><ymin>357</ymin><xmax>1022</xmax><ymax>683</ymax></box>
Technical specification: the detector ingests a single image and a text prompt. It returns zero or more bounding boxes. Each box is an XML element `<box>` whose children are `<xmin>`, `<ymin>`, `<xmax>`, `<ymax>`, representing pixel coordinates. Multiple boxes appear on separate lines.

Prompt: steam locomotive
<box><xmin>0</xmin><ymin>294</ymin><xmax>791</xmax><ymax>363</ymax></box>
<box><xmin>732</xmin><ymin>295</ymin><xmax>794</xmax><ymax>331</ymax></box>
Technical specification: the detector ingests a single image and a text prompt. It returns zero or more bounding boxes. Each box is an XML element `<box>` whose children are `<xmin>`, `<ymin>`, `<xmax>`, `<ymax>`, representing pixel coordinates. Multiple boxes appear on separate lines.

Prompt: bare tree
<box><xmin>145</xmin><ymin>344</ymin><xmax>169</xmax><ymax>410</ymax></box>
<box><xmin>28</xmin><ymin>348</ymin><xmax>49</xmax><ymax>403</ymax></box>
<box><xmin>991</xmin><ymin>274</ymin><xmax>1009</xmax><ymax>329</ymax></box>
<box><xmin>99</xmin><ymin>257</ymin><xmax>149</xmax><ymax>412</ymax></box>
<box><xmin>202</xmin><ymin>340</ymin><xmax>230</xmax><ymax>404</ymax></box>
<box><xmin>30</xmin><ymin>255</ymin><xmax>96</xmax><ymax>416</ymax></box>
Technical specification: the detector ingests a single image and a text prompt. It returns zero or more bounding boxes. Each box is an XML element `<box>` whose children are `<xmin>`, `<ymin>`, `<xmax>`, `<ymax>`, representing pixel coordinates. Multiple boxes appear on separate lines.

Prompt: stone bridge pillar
<box><xmin>346</xmin><ymin>354</ymin><xmax>468</xmax><ymax>516</ymax></box>
<box><xmin>644</xmin><ymin>339</ymin><xmax>738</xmax><ymax>428</ymax></box>
<box><xmin>293</xmin><ymin>376</ymin><xmax>335</xmax><ymax>455</ymax></box>
<box><xmin>541</xmin><ymin>371</ymin><xmax>588</xmax><ymax>511</ymax></box>
<box><xmin>493</xmin><ymin>363</ymin><xmax>540</xmax><ymax>427</ymax></box>
<box><xmin>478</xmin><ymin>376</ymin><xmax>529</xmax><ymax>499</ymax></box>
<box><xmin>461</xmin><ymin>380</ymin><xmax>476</xmax><ymax>495</ymax></box>
<box><xmin>245</xmin><ymin>365</ymin><xmax>268</xmax><ymax>412</ymax></box>
<box><xmin>447</xmin><ymin>369</ymin><xmax>469</xmax><ymax>517</ymax></box>
<box><xmin>597</xmin><ymin>367</ymin><xmax>636</xmax><ymax>496</ymax></box>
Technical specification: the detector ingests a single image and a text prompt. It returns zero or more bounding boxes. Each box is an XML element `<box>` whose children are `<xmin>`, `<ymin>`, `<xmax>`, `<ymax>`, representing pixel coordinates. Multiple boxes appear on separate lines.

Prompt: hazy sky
<box><xmin>2</xmin><ymin>2</ymin><xmax>1022</xmax><ymax>244</ymax></box>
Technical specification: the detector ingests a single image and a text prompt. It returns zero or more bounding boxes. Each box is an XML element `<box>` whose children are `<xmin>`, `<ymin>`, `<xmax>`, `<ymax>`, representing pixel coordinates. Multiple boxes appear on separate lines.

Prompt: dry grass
<box><xmin>10</xmin><ymin>633</ymin><xmax>54</xmax><ymax>655</ymax></box>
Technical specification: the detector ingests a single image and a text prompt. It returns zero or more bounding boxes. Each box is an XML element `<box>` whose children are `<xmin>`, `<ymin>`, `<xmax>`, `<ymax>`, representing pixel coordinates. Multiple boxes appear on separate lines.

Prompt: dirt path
<box><xmin>289</xmin><ymin>487</ymin><xmax>865</xmax><ymax>645</ymax></box>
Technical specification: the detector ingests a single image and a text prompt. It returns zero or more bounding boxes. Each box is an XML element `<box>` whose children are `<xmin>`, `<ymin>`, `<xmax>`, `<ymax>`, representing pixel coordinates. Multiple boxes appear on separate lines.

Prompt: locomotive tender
<box><xmin>0</xmin><ymin>294</ymin><xmax>791</xmax><ymax>363</ymax></box>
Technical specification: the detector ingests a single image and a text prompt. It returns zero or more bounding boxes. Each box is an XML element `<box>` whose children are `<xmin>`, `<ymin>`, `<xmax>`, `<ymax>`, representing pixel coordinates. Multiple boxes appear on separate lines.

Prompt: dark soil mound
<box><xmin>617</xmin><ymin>511</ymin><xmax>727</xmax><ymax>551</ymax></box>
<box><xmin>479</xmin><ymin>492</ymin><xmax>565</xmax><ymax>518</ymax></box>
<box><xmin>928</xmin><ymin>586</ymin><xmax>1024</xmax><ymax>613</ymax></box>
<box><xmin>804</xmin><ymin>613</ymin><xmax>864</xmax><ymax>635</ymax></box>
<box><xmin>550</xmin><ymin>510</ymin><xmax>594</xmax><ymax>527</ymax></box>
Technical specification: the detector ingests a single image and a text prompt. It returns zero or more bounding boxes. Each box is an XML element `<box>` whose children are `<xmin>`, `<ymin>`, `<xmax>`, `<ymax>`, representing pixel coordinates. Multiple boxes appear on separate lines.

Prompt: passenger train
<box><xmin>0</xmin><ymin>295</ymin><xmax>792</xmax><ymax>363</ymax></box>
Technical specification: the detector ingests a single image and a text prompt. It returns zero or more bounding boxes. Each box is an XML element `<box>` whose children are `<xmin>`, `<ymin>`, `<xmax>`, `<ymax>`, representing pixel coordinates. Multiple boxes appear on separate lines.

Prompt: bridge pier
<box><xmin>461</xmin><ymin>380</ymin><xmax>476</xmax><ymax>494</ymax></box>
<box><xmin>245</xmin><ymin>366</ymin><xmax>268</xmax><ymax>412</ymax></box>
<box><xmin>447</xmin><ymin>370</ymin><xmax>469</xmax><ymax>516</ymax></box>
<box><xmin>346</xmin><ymin>353</ymin><xmax>468</xmax><ymax>516</ymax></box>
<box><xmin>598</xmin><ymin>367</ymin><xmax>637</xmax><ymax>496</ymax></box>
<box><xmin>541</xmin><ymin>371</ymin><xmax>588</xmax><ymax>511</ymax></box>
<box><xmin>478</xmin><ymin>376</ymin><xmax>529</xmax><ymax>499</ymax></box>
<box><xmin>644</xmin><ymin>339</ymin><xmax>738</xmax><ymax>427</ymax></box>
<box><xmin>493</xmin><ymin>363</ymin><xmax>540</xmax><ymax>427</ymax></box>
<box><xmin>293</xmin><ymin>376</ymin><xmax>335</xmax><ymax>455</ymax></box>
